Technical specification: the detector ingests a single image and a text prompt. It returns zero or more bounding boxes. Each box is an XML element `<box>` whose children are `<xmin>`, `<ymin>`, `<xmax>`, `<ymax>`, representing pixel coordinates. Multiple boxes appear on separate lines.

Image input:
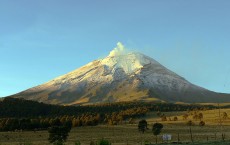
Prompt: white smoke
<box><xmin>109</xmin><ymin>42</ymin><xmax>128</xmax><ymax>57</ymax></box>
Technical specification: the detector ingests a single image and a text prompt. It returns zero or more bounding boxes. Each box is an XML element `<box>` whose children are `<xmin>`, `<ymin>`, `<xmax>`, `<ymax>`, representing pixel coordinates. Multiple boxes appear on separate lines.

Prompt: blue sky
<box><xmin>1</xmin><ymin>0</ymin><xmax>230</xmax><ymax>97</ymax></box>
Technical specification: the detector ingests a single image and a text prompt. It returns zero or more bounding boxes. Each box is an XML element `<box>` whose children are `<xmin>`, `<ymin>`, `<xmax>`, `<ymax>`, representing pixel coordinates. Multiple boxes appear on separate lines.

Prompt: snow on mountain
<box><xmin>9</xmin><ymin>42</ymin><xmax>230</xmax><ymax>105</ymax></box>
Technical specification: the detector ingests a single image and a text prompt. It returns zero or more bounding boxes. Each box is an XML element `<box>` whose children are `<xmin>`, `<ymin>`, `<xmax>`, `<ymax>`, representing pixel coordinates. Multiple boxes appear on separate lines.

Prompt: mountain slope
<box><xmin>9</xmin><ymin>43</ymin><xmax>230</xmax><ymax>105</ymax></box>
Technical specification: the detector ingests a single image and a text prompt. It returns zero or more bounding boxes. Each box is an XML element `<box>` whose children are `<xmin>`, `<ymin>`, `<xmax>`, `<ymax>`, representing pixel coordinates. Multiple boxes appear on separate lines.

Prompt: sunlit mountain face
<box><xmin>9</xmin><ymin>43</ymin><xmax>230</xmax><ymax>105</ymax></box>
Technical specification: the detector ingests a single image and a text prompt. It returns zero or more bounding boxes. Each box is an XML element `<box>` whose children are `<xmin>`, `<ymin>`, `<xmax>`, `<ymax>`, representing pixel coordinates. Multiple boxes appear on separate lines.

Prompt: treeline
<box><xmin>0</xmin><ymin>107</ymin><xmax>148</xmax><ymax>131</ymax></box>
<box><xmin>0</xmin><ymin>98</ymin><xmax>151</xmax><ymax>118</ymax></box>
<box><xmin>0</xmin><ymin>98</ymin><xmax>218</xmax><ymax>132</ymax></box>
<box><xmin>0</xmin><ymin>98</ymin><xmax>218</xmax><ymax>118</ymax></box>
<box><xmin>0</xmin><ymin>116</ymin><xmax>82</xmax><ymax>132</ymax></box>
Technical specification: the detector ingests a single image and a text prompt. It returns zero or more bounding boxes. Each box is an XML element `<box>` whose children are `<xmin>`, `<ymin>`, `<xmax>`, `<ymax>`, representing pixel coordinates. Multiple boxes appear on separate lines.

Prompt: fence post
<box><xmin>222</xmin><ymin>133</ymin><xmax>225</xmax><ymax>141</ymax></box>
<box><xmin>189</xmin><ymin>127</ymin><xmax>193</xmax><ymax>142</ymax></box>
<box><xmin>177</xmin><ymin>133</ymin><xmax>180</xmax><ymax>143</ymax></box>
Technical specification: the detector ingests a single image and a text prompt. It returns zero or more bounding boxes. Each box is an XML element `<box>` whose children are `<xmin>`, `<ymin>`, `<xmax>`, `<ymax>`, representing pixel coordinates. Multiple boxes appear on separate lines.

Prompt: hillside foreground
<box><xmin>1</xmin><ymin>108</ymin><xmax>230</xmax><ymax>145</ymax></box>
<box><xmin>0</xmin><ymin>125</ymin><xmax>230</xmax><ymax>145</ymax></box>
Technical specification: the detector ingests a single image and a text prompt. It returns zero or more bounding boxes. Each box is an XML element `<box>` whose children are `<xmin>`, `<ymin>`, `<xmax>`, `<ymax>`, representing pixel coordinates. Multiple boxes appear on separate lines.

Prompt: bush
<box><xmin>152</xmin><ymin>123</ymin><xmax>163</xmax><ymax>136</ymax></box>
<box><xmin>53</xmin><ymin>141</ymin><xmax>64</xmax><ymax>145</ymax></box>
<box><xmin>144</xmin><ymin>140</ymin><xmax>151</xmax><ymax>145</ymax></box>
<box><xmin>199</xmin><ymin>121</ymin><xmax>205</xmax><ymax>126</ymax></box>
<box><xmin>138</xmin><ymin>119</ymin><xmax>148</xmax><ymax>133</ymax></box>
<box><xmin>90</xmin><ymin>141</ymin><xmax>96</xmax><ymax>145</ymax></box>
<box><xmin>186</xmin><ymin>120</ymin><xmax>195</xmax><ymax>126</ymax></box>
<box><xmin>48</xmin><ymin>126</ymin><xmax>70</xmax><ymax>144</ymax></box>
<box><xmin>75</xmin><ymin>141</ymin><xmax>81</xmax><ymax>145</ymax></box>
<box><xmin>173</xmin><ymin>116</ymin><xmax>178</xmax><ymax>121</ymax></box>
<box><xmin>152</xmin><ymin>123</ymin><xmax>163</xmax><ymax>144</ymax></box>
<box><xmin>161</xmin><ymin>115</ymin><xmax>167</xmax><ymax>121</ymax></box>
<box><xmin>97</xmin><ymin>138</ymin><xmax>111</xmax><ymax>145</ymax></box>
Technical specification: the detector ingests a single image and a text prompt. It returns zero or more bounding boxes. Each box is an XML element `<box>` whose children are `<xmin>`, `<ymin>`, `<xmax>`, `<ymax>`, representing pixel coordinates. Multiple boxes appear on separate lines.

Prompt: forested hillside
<box><xmin>0</xmin><ymin>98</ymin><xmax>218</xmax><ymax>132</ymax></box>
<box><xmin>0</xmin><ymin>98</ymin><xmax>217</xmax><ymax>118</ymax></box>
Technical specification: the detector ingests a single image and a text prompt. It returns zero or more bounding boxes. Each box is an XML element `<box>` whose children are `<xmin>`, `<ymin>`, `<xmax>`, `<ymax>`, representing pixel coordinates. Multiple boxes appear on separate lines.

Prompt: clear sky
<box><xmin>1</xmin><ymin>0</ymin><xmax>230</xmax><ymax>97</ymax></box>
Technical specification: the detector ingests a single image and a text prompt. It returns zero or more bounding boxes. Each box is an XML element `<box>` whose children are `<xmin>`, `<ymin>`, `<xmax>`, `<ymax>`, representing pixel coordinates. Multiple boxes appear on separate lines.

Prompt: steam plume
<box><xmin>109</xmin><ymin>42</ymin><xmax>128</xmax><ymax>56</ymax></box>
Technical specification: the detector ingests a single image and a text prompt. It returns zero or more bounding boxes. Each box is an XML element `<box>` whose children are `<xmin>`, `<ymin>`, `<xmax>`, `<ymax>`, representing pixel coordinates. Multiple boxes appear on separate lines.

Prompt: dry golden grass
<box><xmin>197</xmin><ymin>103</ymin><xmax>230</xmax><ymax>106</ymax></box>
<box><xmin>146</xmin><ymin>108</ymin><xmax>230</xmax><ymax>126</ymax></box>
<box><xmin>0</xmin><ymin>124</ymin><xmax>230</xmax><ymax>145</ymax></box>
<box><xmin>1</xmin><ymin>108</ymin><xmax>230</xmax><ymax>145</ymax></box>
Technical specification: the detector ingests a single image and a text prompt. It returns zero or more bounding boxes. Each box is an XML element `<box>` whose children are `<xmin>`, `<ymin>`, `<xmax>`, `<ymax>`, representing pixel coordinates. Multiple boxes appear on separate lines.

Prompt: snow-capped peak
<box><xmin>102</xmin><ymin>43</ymin><xmax>157</xmax><ymax>74</ymax></box>
<box><xmin>11</xmin><ymin>42</ymin><xmax>230</xmax><ymax>105</ymax></box>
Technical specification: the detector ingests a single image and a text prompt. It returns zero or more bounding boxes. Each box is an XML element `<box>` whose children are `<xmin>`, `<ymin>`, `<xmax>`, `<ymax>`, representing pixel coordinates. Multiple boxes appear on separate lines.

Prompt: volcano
<box><xmin>9</xmin><ymin>42</ymin><xmax>230</xmax><ymax>105</ymax></box>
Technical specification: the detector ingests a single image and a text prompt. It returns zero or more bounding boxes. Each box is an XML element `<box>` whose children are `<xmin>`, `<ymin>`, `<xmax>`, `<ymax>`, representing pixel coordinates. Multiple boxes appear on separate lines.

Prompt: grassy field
<box><xmin>146</xmin><ymin>108</ymin><xmax>230</xmax><ymax>125</ymax></box>
<box><xmin>1</xmin><ymin>108</ymin><xmax>230</xmax><ymax>145</ymax></box>
<box><xmin>0</xmin><ymin>125</ymin><xmax>230</xmax><ymax>145</ymax></box>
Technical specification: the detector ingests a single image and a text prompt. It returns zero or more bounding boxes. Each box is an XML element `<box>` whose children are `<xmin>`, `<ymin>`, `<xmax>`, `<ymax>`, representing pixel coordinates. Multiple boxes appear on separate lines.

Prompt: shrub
<box><xmin>90</xmin><ymin>141</ymin><xmax>96</xmax><ymax>145</ymax></box>
<box><xmin>53</xmin><ymin>141</ymin><xmax>64</xmax><ymax>145</ymax></box>
<box><xmin>152</xmin><ymin>123</ymin><xmax>163</xmax><ymax>144</ymax></box>
<box><xmin>138</xmin><ymin>119</ymin><xmax>148</xmax><ymax>133</ymax></box>
<box><xmin>199</xmin><ymin>121</ymin><xmax>205</xmax><ymax>127</ymax></box>
<box><xmin>173</xmin><ymin>116</ymin><xmax>178</xmax><ymax>121</ymax></box>
<box><xmin>161</xmin><ymin>115</ymin><xmax>167</xmax><ymax>121</ymax></box>
<box><xmin>183</xmin><ymin>114</ymin><xmax>189</xmax><ymax>120</ymax></box>
<box><xmin>48</xmin><ymin>126</ymin><xmax>70</xmax><ymax>144</ymax></box>
<box><xmin>223</xmin><ymin>112</ymin><xmax>228</xmax><ymax>120</ymax></box>
<box><xmin>144</xmin><ymin>140</ymin><xmax>151</xmax><ymax>145</ymax></box>
<box><xmin>75</xmin><ymin>141</ymin><xmax>81</xmax><ymax>145</ymax></box>
<box><xmin>186</xmin><ymin>120</ymin><xmax>194</xmax><ymax>126</ymax></box>
<box><xmin>97</xmin><ymin>138</ymin><xmax>111</xmax><ymax>145</ymax></box>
